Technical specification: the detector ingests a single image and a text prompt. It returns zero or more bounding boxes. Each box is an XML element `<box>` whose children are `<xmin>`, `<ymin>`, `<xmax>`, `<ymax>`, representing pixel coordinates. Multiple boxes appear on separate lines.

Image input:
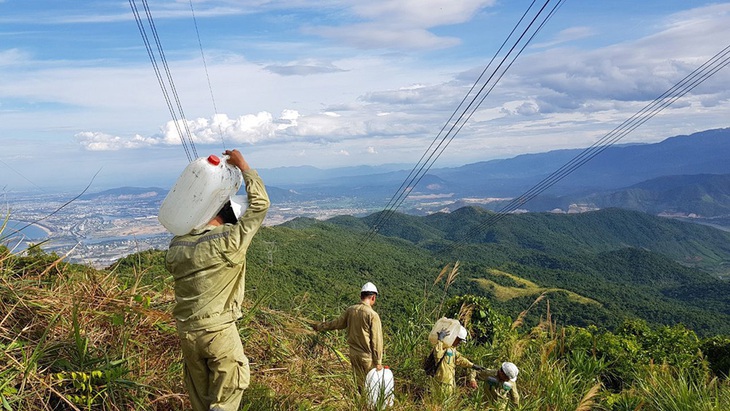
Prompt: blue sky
<box><xmin>1</xmin><ymin>1</ymin><xmax>729</xmax><ymax>191</ymax></box>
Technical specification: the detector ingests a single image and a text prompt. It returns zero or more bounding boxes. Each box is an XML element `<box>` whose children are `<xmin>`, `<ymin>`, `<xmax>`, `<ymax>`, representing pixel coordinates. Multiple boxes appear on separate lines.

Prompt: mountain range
<box><xmin>261</xmin><ymin>127</ymin><xmax>730</xmax><ymax>218</ymax></box>
<box><xmin>82</xmin><ymin>127</ymin><xmax>730</xmax><ymax>220</ymax></box>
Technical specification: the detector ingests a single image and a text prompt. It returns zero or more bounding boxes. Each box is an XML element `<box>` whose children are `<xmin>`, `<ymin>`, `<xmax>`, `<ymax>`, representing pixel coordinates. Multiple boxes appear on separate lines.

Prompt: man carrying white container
<box><xmin>430</xmin><ymin>324</ymin><xmax>479</xmax><ymax>397</ymax></box>
<box><xmin>313</xmin><ymin>282</ymin><xmax>384</xmax><ymax>392</ymax></box>
<box><xmin>164</xmin><ymin>149</ymin><xmax>270</xmax><ymax>411</ymax></box>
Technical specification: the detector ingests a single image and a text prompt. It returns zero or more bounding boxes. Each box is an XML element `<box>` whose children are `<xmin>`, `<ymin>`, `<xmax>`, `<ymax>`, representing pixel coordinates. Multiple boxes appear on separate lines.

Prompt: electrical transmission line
<box><xmin>440</xmin><ymin>43</ymin><xmax>730</xmax><ymax>256</ymax></box>
<box><xmin>129</xmin><ymin>0</ymin><xmax>198</xmax><ymax>162</ymax></box>
<box><xmin>356</xmin><ymin>0</ymin><xmax>566</xmax><ymax>252</ymax></box>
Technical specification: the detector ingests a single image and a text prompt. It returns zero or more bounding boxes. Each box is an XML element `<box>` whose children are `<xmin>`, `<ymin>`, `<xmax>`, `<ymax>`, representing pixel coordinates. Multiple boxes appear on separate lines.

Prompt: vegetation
<box><xmin>3</xmin><ymin>206</ymin><xmax>730</xmax><ymax>409</ymax></box>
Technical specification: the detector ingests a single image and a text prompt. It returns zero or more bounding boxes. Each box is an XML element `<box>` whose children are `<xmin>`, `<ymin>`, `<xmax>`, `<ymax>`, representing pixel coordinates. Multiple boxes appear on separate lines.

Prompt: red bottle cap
<box><xmin>207</xmin><ymin>155</ymin><xmax>221</xmax><ymax>165</ymax></box>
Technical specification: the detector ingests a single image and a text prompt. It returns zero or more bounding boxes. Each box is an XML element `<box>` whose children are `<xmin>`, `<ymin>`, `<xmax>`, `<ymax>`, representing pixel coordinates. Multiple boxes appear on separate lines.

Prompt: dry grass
<box><xmin>0</xmin><ymin>246</ymin><xmax>369</xmax><ymax>410</ymax></box>
<box><xmin>0</xmin><ymin>248</ymin><xmax>182</xmax><ymax>410</ymax></box>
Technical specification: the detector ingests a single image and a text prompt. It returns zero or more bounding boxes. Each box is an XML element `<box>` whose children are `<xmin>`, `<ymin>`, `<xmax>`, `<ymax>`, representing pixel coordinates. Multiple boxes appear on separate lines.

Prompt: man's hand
<box><xmin>436</xmin><ymin>329</ymin><xmax>451</xmax><ymax>341</ymax></box>
<box><xmin>468</xmin><ymin>380</ymin><xmax>478</xmax><ymax>389</ymax></box>
<box><xmin>376</xmin><ymin>364</ymin><xmax>383</xmax><ymax>371</ymax></box>
<box><xmin>224</xmin><ymin>149</ymin><xmax>250</xmax><ymax>171</ymax></box>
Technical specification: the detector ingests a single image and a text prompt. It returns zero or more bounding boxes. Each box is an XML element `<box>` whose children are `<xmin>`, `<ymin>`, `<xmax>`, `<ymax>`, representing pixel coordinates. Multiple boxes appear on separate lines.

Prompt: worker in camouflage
<box><xmin>165</xmin><ymin>149</ymin><xmax>270</xmax><ymax>411</ymax></box>
<box><xmin>313</xmin><ymin>282</ymin><xmax>384</xmax><ymax>392</ymax></box>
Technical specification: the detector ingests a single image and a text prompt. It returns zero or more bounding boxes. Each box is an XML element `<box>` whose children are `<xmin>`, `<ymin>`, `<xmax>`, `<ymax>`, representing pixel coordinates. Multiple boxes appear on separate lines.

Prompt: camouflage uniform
<box><xmin>166</xmin><ymin>169</ymin><xmax>269</xmax><ymax>411</ymax></box>
<box><xmin>317</xmin><ymin>302</ymin><xmax>383</xmax><ymax>389</ymax></box>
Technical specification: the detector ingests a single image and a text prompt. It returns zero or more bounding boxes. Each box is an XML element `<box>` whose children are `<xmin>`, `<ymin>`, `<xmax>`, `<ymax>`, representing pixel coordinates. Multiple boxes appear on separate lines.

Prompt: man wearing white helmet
<box><xmin>471</xmin><ymin>361</ymin><xmax>520</xmax><ymax>408</ymax></box>
<box><xmin>313</xmin><ymin>282</ymin><xmax>384</xmax><ymax>392</ymax></box>
<box><xmin>165</xmin><ymin>149</ymin><xmax>270</xmax><ymax>411</ymax></box>
<box><xmin>431</xmin><ymin>323</ymin><xmax>479</xmax><ymax>397</ymax></box>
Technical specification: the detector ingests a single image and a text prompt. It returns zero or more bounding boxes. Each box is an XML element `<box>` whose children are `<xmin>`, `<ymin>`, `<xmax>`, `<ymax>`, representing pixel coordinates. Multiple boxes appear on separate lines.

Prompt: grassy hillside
<box><xmin>4</xmin><ymin>206</ymin><xmax>730</xmax><ymax>409</ymax></box>
<box><xmin>108</xmin><ymin>207</ymin><xmax>730</xmax><ymax>335</ymax></box>
<box><xmin>3</xmin><ymin>243</ymin><xmax>730</xmax><ymax>410</ymax></box>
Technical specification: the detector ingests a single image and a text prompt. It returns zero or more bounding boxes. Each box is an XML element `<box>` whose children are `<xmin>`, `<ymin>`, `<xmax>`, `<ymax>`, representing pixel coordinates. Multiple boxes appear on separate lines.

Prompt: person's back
<box><xmin>314</xmin><ymin>282</ymin><xmax>383</xmax><ymax>391</ymax></box>
<box><xmin>167</xmin><ymin>182</ymin><xmax>269</xmax><ymax>330</ymax></box>
<box><xmin>165</xmin><ymin>149</ymin><xmax>270</xmax><ymax>411</ymax></box>
<box><xmin>339</xmin><ymin>302</ymin><xmax>380</xmax><ymax>358</ymax></box>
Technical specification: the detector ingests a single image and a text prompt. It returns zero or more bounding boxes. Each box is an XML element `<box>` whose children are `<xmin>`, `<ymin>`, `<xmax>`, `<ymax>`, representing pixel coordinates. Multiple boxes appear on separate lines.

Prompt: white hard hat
<box><xmin>229</xmin><ymin>194</ymin><xmax>248</xmax><ymax>220</ymax></box>
<box><xmin>501</xmin><ymin>362</ymin><xmax>519</xmax><ymax>382</ymax></box>
<box><xmin>458</xmin><ymin>326</ymin><xmax>468</xmax><ymax>340</ymax></box>
<box><xmin>361</xmin><ymin>282</ymin><xmax>378</xmax><ymax>295</ymax></box>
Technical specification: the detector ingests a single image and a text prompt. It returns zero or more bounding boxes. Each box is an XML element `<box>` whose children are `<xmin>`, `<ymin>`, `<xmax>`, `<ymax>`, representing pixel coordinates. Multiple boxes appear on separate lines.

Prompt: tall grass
<box><xmin>2</xmin><ymin>242</ymin><xmax>730</xmax><ymax>410</ymax></box>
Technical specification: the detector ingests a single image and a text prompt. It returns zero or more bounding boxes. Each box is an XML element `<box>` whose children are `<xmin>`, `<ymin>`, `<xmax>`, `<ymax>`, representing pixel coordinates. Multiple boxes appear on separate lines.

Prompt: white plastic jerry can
<box><xmin>158</xmin><ymin>155</ymin><xmax>243</xmax><ymax>236</ymax></box>
<box><xmin>366</xmin><ymin>366</ymin><xmax>394</xmax><ymax>410</ymax></box>
<box><xmin>428</xmin><ymin>317</ymin><xmax>462</xmax><ymax>347</ymax></box>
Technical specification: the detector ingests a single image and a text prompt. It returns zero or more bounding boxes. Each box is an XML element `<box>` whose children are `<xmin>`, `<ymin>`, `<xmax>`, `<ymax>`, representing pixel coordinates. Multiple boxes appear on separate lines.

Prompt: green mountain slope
<box><xmin>108</xmin><ymin>206</ymin><xmax>730</xmax><ymax>336</ymax></box>
<box><xmin>320</xmin><ymin>207</ymin><xmax>730</xmax><ymax>334</ymax></box>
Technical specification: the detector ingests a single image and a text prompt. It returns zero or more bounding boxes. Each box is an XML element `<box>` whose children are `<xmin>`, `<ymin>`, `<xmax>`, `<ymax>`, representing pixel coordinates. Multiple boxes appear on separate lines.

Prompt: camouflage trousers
<box><xmin>178</xmin><ymin>322</ymin><xmax>250</xmax><ymax>411</ymax></box>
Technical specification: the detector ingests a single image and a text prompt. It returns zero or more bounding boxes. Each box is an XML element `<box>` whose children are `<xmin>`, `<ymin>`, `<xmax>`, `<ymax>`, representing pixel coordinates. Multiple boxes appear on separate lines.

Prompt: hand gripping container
<box><xmin>428</xmin><ymin>317</ymin><xmax>462</xmax><ymax>348</ymax></box>
<box><xmin>158</xmin><ymin>155</ymin><xmax>243</xmax><ymax>236</ymax></box>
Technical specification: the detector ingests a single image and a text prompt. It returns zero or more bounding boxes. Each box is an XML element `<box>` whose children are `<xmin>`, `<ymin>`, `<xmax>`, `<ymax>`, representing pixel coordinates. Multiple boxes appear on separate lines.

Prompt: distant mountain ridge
<box><xmin>585</xmin><ymin>174</ymin><xmax>730</xmax><ymax>216</ymax></box>
<box><xmin>84</xmin><ymin>128</ymin><xmax>730</xmax><ymax>220</ymax></box>
<box><xmin>259</xmin><ymin>127</ymin><xmax>730</xmax><ymax>198</ymax></box>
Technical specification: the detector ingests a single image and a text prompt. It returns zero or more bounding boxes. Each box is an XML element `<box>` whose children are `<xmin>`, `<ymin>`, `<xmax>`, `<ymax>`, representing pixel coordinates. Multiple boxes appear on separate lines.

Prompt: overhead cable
<box><xmin>189</xmin><ymin>0</ymin><xmax>227</xmax><ymax>149</ymax></box>
<box><xmin>441</xmin><ymin>43</ymin><xmax>730</xmax><ymax>255</ymax></box>
<box><xmin>356</xmin><ymin>0</ymin><xmax>565</xmax><ymax>251</ymax></box>
<box><xmin>129</xmin><ymin>0</ymin><xmax>198</xmax><ymax>161</ymax></box>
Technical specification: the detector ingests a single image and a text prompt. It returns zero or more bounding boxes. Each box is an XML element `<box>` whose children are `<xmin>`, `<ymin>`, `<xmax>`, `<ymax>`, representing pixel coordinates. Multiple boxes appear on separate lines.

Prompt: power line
<box><xmin>356</xmin><ymin>0</ymin><xmax>565</xmax><ymax>251</ymax></box>
<box><xmin>440</xmin><ymin>43</ymin><xmax>730</xmax><ymax>255</ymax></box>
<box><xmin>189</xmin><ymin>0</ymin><xmax>227</xmax><ymax>150</ymax></box>
<box><xmin>128</xmin><ymin>0</ymin><xmax>198</xmax><ymax>162</ymax></box>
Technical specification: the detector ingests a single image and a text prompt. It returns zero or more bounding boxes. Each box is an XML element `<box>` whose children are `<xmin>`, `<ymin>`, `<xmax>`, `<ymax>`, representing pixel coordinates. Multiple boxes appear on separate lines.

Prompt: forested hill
<box><xmin>233</xmin><ymin>206</ymin><xmax>730</xmax><ymax>335</ymax></box>
<box><xmin>109</xmin><ymin>206</ymin><xmax>730</xmax><ymax>335</ymax></box>
<box><xmin>350</xmin><ymin>207</ymin><xmax>730</xmax><ymax>275</ymax></box>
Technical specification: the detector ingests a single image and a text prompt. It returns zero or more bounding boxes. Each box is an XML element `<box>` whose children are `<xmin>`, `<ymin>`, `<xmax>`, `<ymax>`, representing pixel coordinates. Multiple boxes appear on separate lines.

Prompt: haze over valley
<box><xmin>4</xmin><ymin>128</ymin><xmax>729</xmax><ymax>269</ymax></box>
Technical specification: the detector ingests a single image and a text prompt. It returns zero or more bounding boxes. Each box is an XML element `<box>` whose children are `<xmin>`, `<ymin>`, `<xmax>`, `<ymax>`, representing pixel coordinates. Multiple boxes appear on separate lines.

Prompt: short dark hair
<box><xmin>361</xmin><ymin>291</ymin><xmax>377</xmax><ymax>299</ymax></box>
<box><xmin>217</xmin><ymin>201</ymin><xmax>237</xmax><ymax>224</ymax></box>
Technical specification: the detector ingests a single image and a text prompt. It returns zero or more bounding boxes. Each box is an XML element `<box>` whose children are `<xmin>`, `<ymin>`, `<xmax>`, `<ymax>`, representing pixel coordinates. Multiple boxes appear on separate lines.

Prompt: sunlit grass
<box><xmin>2</xmin><ymin>234</ymin><xmax>729</xmax><ymax>410</ymax></box>
<box><xmin>474</xmin><ymin>268</ymin><xmax>600</xmax><ymax>306</ymax></box>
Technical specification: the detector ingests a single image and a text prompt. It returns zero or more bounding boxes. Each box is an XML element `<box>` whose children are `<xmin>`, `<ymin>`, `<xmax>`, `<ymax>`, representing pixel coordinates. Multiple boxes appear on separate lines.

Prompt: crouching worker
<box><xmin>165</xmin><ymin>149</ymin><xmax>270</xmax><ymax>411</ymax></box>
<box><xmin>470</xmin><ymin>361</ymin><xmax>520</xmax><ymax>409</ymax></box>
<box><xmin>312</xmin><ymin>282</ymin><xmax>384</xmax><ymax>392</ymax></box>
<box><xmin>430</xmin><ymin>326</ymin><xmax>479</xmax><ymax>399</ymax></box>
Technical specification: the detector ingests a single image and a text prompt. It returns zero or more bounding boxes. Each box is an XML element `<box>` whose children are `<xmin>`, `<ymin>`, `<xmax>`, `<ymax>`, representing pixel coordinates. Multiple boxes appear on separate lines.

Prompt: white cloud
<box><xmin>308</xmin><ymin>24</ymin><xmax>461</xmax><ymax>50</ymax></box>
<box><xmin>305</xmin><ymin>0</ymin><xmax>497</xmax><ymax>50</ymax></box>
<box><xmin>264</xmin><ymin>60</ymin><xmax>347</xmax><ymax>76</ymax></box>
<box><xmin>0</xmin><ymin>48</ymin><xmax>30</xmax><ymax>67</ymax></box>
<box><xmin>366</xmin><ymin>146</ymin><xmax>378</xmax><ymax>154</ymax></box>
<box><xmin>75</xmin><ymin>131</ymin><xmax>159</xmax><ymax>151</ymax></box>
<box><xmin>352</xmin><ymin>0</ymin><xmax>496</xmax><ymax>26</ymax></box>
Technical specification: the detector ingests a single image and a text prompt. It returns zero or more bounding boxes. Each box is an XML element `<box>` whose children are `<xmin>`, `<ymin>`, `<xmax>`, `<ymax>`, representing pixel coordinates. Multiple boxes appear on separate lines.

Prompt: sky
<box><xmin>1</xmin><ymin>0</ymin><xmax>729</xmax><ymax>192</ymax></box>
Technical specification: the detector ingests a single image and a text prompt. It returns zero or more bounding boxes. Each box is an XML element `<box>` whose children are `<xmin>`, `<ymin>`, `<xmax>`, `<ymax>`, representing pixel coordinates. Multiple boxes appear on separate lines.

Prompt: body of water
<box><xmin>2</xmin><ymin>220</ymin><xmax>50</xmax><ymax>241</ymax></box>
